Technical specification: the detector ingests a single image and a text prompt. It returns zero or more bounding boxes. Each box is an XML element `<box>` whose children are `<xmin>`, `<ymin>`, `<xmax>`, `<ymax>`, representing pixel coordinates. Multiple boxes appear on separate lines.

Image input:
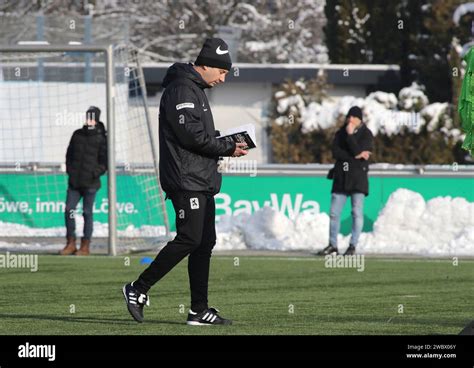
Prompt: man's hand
<box><xmin>232</xmin><ymin>142</ymin><xmax>248</xmax><ymax>157</ymax></box>
<box><xmin>355</xmin><ymin>151</ymin><xmax>371</xmax><ymax>160</ymax></box>
<box><xmin>346</xmin><ymin>122</ymin><xmax>356</xmax><ymax>135</ymax></box>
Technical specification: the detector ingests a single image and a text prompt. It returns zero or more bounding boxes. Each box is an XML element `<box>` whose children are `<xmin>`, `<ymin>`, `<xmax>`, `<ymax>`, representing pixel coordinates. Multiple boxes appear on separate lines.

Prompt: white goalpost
<box><xmin>0</xmin><ymin>44</ymin><xmax>170</xmax><ymax>255</ymax></box>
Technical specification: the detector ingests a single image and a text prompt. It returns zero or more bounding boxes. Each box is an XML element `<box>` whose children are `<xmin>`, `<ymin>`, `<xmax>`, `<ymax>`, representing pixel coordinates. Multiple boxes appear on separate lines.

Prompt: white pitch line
<box><xmin>213</xmin><ymin>256</ymin><xmax>474</xmax><ymax>262</ymax></box>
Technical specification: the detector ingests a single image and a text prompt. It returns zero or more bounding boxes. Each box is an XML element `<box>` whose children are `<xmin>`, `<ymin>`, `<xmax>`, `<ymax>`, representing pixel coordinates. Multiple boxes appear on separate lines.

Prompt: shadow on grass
<box><xmin>0</xmin><ymin>313</ymin><xmax>183</xmax><ymax>327</ymax></box>
<box><xmin>314</xmin><ymin>314</ymin><xmax>469</xmax><ymax>333</ymax></box>
<box><xmin>0</xmin><ymin>313</ymin><xmax>468</xmax><ymax>335</ymax></box>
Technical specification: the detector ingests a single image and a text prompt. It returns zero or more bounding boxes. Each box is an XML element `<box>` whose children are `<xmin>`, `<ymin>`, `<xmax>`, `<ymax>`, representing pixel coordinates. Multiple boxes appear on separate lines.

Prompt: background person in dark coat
<box><xmin>60</xmin><ymin>106</ymin><xmax>107</xmax><ymax>256</ymax></box>
<box><xmin>318</xmin><ymin>106</ymin><xmax>374</xmax><ymax>256</ymax></box>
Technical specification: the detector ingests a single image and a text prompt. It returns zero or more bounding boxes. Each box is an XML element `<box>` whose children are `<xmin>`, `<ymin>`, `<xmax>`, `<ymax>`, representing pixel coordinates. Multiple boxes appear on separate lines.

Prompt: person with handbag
<box><xmin>318</xmin><ymin>106</ymin><xmax>374</xmax><ymax>256</ymax></box>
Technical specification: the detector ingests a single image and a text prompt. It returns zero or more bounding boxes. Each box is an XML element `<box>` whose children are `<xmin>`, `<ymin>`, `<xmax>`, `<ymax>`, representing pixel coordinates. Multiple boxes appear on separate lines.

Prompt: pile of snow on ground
<box><xmin>1</xmin><ymin>189</ymin><xmax>472</xmax><ymax>256</ymax></box>
<box><xmin>215</xmin><ymin>188</ymin><xmax>474</xmax><ymax>256</ymax></box>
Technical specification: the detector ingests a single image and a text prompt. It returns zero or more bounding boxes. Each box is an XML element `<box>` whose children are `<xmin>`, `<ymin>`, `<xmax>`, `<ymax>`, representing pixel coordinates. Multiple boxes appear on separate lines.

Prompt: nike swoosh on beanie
<box><xmin>195</xmin><ymin>38</ymin><xmax>232</xmax><ymax>71</ymax></box>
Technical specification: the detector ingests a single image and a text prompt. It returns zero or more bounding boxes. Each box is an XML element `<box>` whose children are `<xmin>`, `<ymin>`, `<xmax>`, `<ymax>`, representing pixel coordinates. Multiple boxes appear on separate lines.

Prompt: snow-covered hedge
<box><xmin>274</xmin><ymin>82</ymin><xmax>457</xmax><ymax>138</ymax></box>
<box><xmin>270</xmin><ymin>78</ymin><xmax>466</xmax><ymax>164</ymax></box>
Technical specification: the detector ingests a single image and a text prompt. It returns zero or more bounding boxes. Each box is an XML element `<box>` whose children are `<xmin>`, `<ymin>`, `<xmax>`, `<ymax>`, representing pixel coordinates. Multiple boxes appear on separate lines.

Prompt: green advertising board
<box><xmin>0</xmin><ymin>174</ymin><xmax>164</xmax><ymax>231</ymax></box>
<box><xmin>217</xmin><ymin>175</ymin><xmax>474</xmax><ymax>234</ymax></box>
<box><xmin>0</xmin><ymin>173</ymin><xmax>472</xmax><ymax>235</ymax></box>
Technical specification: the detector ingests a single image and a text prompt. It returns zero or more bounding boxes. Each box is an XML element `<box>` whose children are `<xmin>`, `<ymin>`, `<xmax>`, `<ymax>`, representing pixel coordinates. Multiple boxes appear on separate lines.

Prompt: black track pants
<box><xmin>134</xmin><ymin>191</ymin><xmax>216</xmax><ymax>313</ymax></box>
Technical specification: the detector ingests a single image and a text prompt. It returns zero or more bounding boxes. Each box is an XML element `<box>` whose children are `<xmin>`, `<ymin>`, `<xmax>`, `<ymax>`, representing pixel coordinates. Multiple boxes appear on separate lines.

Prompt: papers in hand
<box><xmin>216</xmin><ymin>124</ymin><xmax>257</xmax><ymax>150</ymax></box>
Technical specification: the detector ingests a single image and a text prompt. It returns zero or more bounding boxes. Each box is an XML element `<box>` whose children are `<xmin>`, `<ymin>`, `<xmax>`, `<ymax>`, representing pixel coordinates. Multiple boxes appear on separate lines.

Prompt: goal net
<box><xmin>0</xmin><ymin>44</ymin><xmax>170</xmax><ymax>255</ymax></box>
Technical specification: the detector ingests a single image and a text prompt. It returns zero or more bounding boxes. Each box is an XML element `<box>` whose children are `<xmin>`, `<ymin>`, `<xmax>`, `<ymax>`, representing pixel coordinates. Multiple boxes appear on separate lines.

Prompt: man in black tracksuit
<box><xmin>60</xmin><ymin>106</ymin><xmax>107</xmax><ymax>256</ymax></box>
<box><xmin>123</xmin><ymin>38</ymin><xmax>248</xmax><ymax>325</ymax></box>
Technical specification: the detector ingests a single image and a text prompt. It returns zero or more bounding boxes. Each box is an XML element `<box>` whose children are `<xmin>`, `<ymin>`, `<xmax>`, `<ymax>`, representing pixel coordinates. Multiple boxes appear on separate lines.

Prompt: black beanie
<box><xmin>195</xmin><ymin>38</ymin><xmax>232</xmax><ymax>71</ymax></box>
<box><xmin>86</xmin><ymin>106</ymin><xmax>101</xmax><ymax>122</ymax></box>
<box><xmin>346</xmin><ymin>106</ymin><xmax>363</xmax><ymax>120</ymax></box>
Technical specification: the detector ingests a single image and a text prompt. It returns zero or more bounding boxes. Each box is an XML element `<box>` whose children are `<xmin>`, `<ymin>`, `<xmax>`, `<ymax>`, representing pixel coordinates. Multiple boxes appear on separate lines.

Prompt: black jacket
<box><xmin>331</xmin><ymin>123</ymin><xmax>374</xmax><ymax>196</ymax></box>
<box><xmin>158</xmin><ymin>63</ymin><xmax>236</xmax><ymax>195</ymax></box>
<box><xmin>66</xmin><ymin>123</ymin><xmax>107</xmax><ymax>190</ymax></box>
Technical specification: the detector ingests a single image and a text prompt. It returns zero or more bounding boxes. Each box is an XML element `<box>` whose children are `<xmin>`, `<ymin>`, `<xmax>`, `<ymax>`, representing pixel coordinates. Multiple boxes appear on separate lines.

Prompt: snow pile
<box><xmin>1</xmin><ymin>189</ymin><xmax>472</xmax><ymax>256</ymax></box>
<box><xmin>214</xmin><ymin>215</ymin><xmax>248</xmax><ymax>251</ymax></box>
<box><xmin>293</xmin><ymin>93</ymin><xmax>425</xmax><ymax>136</ymax></box>
<box><xmin>422</xmin><ymin>102</ymin><xmax>451</xmax><ymax>132</ymax></box>
<box><xmin>0</xmin><ymin>222</ymin><xmax>65</xmax><ymax>237</ymax></box>
<box><xmin>300</xmin><ymin>100</ymin><xmax>344</xmax><ymax>132</ymax></box>
<box><xmin>359</xmin><ymin>189</ymin><xmax>474</xmax><ymax>256</ymax></box>
<box><xmin>216</xmin><ymin>206</ymin><xmax>329</xmax><ymax>251</ymax></box>
<box><xmin>421</xmin><ymin>102</ymin><xmax>460</xmax><ymax>139</ymax></box>
<box><xmin>215</xmin><ymin>189</ymin><xmax>473</xmax><ymax>256</ymax></box>
<box><xmin>0</xmin><ymin>219</ymin><xmax>166</xmax><ymax>238</ymax></box>
<box><xmin>453</xmin><ymin>3</ymin><xmax>474</xmax><ymax>25</ymax></box>
<box><xmin>398</xmin><ymin>82</ymin><xmax>429</xmax><ymax>111</ymax></box>
<box><xmin>0</xmin><ymin>240</ymin><xmax>95</xmax><ymax>253</ymax></box>
<box><xmin>276</xmin><ymin>94</ymin><xmax>305</xmax><ymax>115</ymax></box>
<box><xmin>366</xmin><ymin>91</ymin><xmax>398</xmax><ymax>109</ymax></box>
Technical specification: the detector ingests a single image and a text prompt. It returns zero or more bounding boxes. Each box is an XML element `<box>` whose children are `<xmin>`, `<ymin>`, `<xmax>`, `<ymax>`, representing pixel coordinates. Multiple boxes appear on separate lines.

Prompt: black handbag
<box><xmin>327</xmin><ymin>167</ymin><xmax>335</xmax><ymax>180</ymax></box>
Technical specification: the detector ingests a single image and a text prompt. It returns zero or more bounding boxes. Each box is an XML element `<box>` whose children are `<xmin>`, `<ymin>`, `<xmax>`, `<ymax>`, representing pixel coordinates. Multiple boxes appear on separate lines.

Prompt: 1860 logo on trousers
<box><xmin>190</xmin><ymin>198</ymin><xmax>199</xmax><ymax>210</ymax></box>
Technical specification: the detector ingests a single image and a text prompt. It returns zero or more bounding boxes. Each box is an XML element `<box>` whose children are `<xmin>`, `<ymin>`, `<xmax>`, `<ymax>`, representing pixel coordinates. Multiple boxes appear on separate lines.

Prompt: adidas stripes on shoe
<box><xmin>186</xmin><ymin>307</ymin><xmax>232</xmax><ymax>326</ymax></box>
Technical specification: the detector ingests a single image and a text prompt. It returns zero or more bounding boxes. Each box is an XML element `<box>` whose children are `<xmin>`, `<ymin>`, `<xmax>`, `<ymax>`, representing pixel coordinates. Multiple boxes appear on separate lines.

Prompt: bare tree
<box><xmin>0</xmin><ymin>0</ymin><xmax>328</xmax><ymax>63</ymax></box>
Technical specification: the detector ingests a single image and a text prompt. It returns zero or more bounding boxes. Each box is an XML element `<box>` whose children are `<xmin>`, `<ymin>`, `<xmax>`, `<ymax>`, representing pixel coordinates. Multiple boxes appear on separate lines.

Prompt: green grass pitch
<box><xmin>0</xmin><ymin>254</ymin><xmax>471</xmax><ymax>335</ymax></box>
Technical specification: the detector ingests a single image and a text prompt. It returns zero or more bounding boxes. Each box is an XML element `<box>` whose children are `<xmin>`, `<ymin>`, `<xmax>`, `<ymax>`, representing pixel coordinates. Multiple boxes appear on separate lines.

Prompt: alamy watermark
<box><xmin>54</xmin><ymin>110</ymin><xmax>86</xmax><ymax>127</ymax></box>
<box><xmin>218</xmin><ymin>158</ymin><xmax>257</xmax><ymax>177</ymax></box>
<box><xmin>18</xmin><ymin>342</ymin><xmax>55</xmax><ymax>361</ymax></box>
<box><xmin>324</xmin><ymin>254</ymin><xmax>365</xmax><ymax>272</ymax></box>
<box><xmin>0</xmin><ymin>252</ymin><xmax>38</xmax><ymax>272</ymax></box>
